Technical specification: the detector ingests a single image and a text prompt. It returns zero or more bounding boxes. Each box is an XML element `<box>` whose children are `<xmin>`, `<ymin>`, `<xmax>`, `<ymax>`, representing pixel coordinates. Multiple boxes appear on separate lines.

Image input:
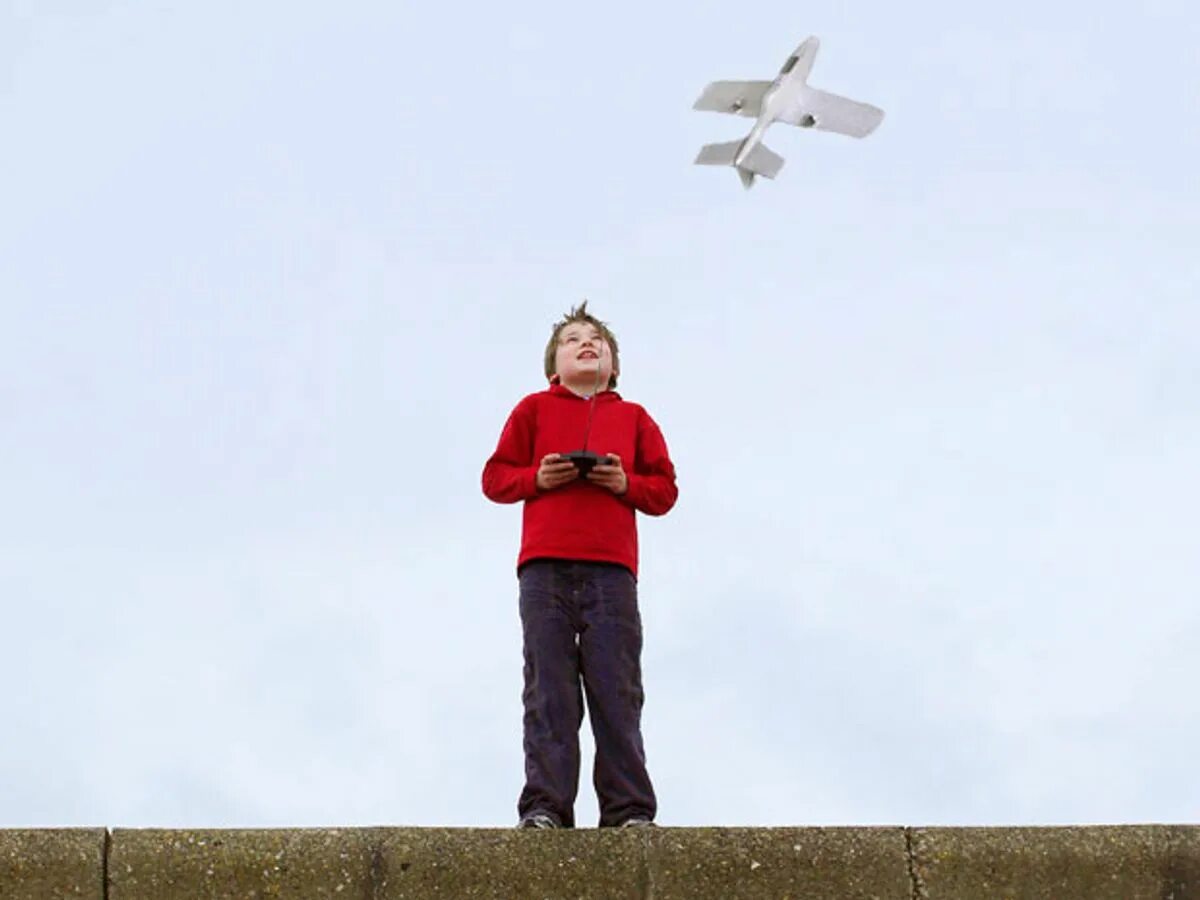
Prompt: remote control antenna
<box><xmin>580</xmin><ymin>338</ymin><xmax>606</xmax><ymax>453</ymax></box>
<box><xmin>562</xmin><ymin>332</ymin><xmax>609</xmax><ymax>475</ymax></box>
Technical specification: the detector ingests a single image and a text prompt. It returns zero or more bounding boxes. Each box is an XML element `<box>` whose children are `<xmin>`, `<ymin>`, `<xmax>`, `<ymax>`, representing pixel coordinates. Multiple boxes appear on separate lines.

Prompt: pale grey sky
<box><xmin>3</xmin><ymin>0</ymin><xmax>1198</xmax><ymax>828</ymax></box>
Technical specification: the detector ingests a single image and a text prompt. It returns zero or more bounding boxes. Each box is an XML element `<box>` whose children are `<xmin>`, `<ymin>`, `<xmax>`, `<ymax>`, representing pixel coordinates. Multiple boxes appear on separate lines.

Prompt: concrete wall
<box><xmin>3</xmin><ymin>826</ymin><xmax>1198</xmax><ymax>899</ymax></box>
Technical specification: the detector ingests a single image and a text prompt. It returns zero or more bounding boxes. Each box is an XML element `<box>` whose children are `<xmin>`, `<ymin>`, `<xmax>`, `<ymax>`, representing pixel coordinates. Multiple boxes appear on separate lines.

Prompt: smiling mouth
<box><xmin>578</xmin><ymin>352</ymin><xmax>598</xmax><ymax>360</ymax></box>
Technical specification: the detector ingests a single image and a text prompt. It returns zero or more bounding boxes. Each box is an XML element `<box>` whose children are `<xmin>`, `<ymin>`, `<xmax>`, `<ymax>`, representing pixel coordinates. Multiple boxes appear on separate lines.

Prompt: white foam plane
<box><xmin>693</xmin><ymin>36</ymin><xmax>884</xmax><ymax>188</ymax></box>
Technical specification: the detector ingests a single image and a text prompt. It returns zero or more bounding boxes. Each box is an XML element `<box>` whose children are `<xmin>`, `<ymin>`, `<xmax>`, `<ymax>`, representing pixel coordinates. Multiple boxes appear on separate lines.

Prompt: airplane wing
<box><xmin>784</xmin><ymin>87</ymin><xmax>884</xmax><ymax>138</ymax></box>
<box><xmin>693</xmin><ymin>81</ymin><xmax>773</xmax><ymax>118</ymax></box>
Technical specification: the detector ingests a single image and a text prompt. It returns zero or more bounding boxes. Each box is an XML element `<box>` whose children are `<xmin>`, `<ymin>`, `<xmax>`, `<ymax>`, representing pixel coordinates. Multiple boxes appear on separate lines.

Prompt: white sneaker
<box><xmin>618</xmin><ymin>817</ymin><xmax>655</xmax><ymax>828</ymax></box>
<box><xmin>517</xmin><ymin>812</ymin><xmax>560</xmax><ymax>829</ymax></box>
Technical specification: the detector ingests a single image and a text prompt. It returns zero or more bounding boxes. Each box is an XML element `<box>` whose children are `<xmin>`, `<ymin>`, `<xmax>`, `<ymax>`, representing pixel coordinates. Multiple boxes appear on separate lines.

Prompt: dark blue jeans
<box><xmin>517</xmin><ymin>559</ymin><xmax>656</xmax><ymax>827</ymax></box>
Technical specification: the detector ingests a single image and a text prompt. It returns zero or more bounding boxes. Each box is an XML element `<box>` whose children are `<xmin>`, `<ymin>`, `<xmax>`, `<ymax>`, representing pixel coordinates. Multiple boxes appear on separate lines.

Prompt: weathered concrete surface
<box><xmin>645</xmin><ymin>827</ymin><xmax>909</xmax><ymax>900</ymax></box>
<box><xmin>375</xmin><ymin>828</ymin><xmax>648</xmax><ymax>899</ymax></box>
<box><xmin>108</xmin><ymin>827</ymin><xmax>908</xmax><ymax>899</ymax></box>
<box><xmin>7</xmin><ymin>825</ymin><xmax>1200</xmax><ymax>899</ymax></box>
<box><xmin>0</xmin><ymin>828</ymin><xmax>106</xmax><ymax>900</ymax></box>
<box><xmin>911</xmin><ymin>826</ymin><xmax>1200</xmax><ymax>899</ymax></box>
<box><xmin>109</xmin><ymin>829</ymin><xmax>378</xmax><ymax>899</ymax></box>
<box><xmin>109</xmin><ymin>828</ymin><xmax>648</xmax><ymax>899</ymax></box>
<box><xmin>110</xmin><ymin>827</ymin><xmax>654</xmax><ymax>900</ymax></box>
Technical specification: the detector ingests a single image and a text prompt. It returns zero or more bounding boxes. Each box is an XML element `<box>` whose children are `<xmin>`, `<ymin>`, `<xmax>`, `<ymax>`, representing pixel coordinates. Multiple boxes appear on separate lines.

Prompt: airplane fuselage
<box><xmin>732</xmin><ymin>39</ymin><xmax>817</xmax><ymax>169</ymax></box>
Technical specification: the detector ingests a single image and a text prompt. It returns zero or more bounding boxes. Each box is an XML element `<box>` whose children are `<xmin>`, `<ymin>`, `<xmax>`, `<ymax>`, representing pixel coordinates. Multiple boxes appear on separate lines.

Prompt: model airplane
<box><xmin>693</xmin><ymin>36</ymin><xmax>884</xmax><ymax>188</ymax></box>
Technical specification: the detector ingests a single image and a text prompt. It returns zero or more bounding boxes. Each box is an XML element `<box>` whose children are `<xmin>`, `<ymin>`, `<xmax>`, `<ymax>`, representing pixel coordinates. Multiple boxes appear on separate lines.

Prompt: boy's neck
<box><xmin>557</xmin><ymin>377</ymin><xmax>607</xmax><ymax>398</ymax></box>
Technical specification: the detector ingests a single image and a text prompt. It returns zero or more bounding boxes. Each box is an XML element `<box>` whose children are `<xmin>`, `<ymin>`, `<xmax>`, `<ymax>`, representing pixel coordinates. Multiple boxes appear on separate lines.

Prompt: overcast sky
<box><xmin>3</xmin><ymin>0</ymin><xmax>1198</xmax><ymax>829</ymax></box>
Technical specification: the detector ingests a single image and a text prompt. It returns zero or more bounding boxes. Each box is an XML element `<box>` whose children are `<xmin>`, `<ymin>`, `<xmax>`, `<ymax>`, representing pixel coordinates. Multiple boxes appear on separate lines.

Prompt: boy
<box><xmin>482</xmin><ymin>302</ymin><xmax>678</xmax><ymax>829</ymax></box>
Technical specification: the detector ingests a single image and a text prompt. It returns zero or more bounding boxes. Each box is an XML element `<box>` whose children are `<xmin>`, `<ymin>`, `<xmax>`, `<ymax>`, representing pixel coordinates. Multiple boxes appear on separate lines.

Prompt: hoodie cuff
<box><xmin>619</xmin><ymin>472</ymin><xmax>641</xmax><ymax>507</ymax></box>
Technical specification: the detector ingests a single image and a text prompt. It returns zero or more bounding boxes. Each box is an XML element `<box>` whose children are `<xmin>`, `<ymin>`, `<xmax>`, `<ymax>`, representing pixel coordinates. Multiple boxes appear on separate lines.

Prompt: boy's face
<box><xmin>553</xmin><ymin>321</ymin><xmax>615</xmax><ymax>390</ymax></box>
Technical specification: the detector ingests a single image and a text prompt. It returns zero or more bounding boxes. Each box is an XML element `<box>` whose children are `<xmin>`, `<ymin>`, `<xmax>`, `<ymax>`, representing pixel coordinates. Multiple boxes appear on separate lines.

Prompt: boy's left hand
<box><xmin>587</xmin><ymin>453</ymin><xmax>627</xmax><ymax>495</ymax></box>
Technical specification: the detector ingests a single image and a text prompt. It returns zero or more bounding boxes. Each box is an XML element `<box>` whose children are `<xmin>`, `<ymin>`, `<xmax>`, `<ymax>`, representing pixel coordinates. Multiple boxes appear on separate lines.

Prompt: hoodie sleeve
<box><xmin>621</xmin><ymin>408</ymin><xmax>678</xmax><ymax>516</ymax></box>
<box><xmin>482</xmin><ymin>396</ymin><xmax>541</xmax><ymax>504</ymax></box>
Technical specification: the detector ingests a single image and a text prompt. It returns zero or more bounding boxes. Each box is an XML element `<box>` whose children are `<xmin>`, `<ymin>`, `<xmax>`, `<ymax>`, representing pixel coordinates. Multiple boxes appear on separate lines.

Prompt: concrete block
<box><xmin>0</xmin><ymin>828</ymin><xmax>106</xmax><ymax>900</ymax></box>
<box><xmin>109</xmin><ymin>829</ymin><xmax>377</xmax><ymax>899</ymax></box>
<box><xmin>109</xmin><ymin>826</ymin><xmax>912</xmax><ymax>899</ymax></box>
<box><xmin>646</xmin><ymin>826</ymin><xmax>911</xmax><ymax>900</ymax></box>
<box><xmin>911</xmin><ymin>825</ymin><xmax>1200</xmax><ymax>900</ymax></box>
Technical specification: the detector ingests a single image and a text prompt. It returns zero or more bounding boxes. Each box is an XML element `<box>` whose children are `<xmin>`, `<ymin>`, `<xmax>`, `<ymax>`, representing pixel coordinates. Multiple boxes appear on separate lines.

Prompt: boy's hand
<box><xmin>587</xmin><ymin>454</ymin><xmax>628</xmax><ymax>495</ymax></box>
<box><xmin>536</xmin><ymin>454</ymin><xmax>579</xmax><ymax>491</ymax></box>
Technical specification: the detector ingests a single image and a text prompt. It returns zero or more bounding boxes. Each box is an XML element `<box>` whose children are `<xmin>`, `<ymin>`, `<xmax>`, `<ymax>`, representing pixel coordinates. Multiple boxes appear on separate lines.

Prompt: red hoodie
<box><xmin>482</xmin><ymin>384</ymin><xmax>677</xmax><ymax>576</ymax></box>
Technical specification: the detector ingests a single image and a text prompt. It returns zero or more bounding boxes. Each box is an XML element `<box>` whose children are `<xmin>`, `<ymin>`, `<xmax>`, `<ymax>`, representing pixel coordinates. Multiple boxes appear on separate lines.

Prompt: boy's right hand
<box><xmin>536</xmin><ymin>454</ymin><xmax>579</xmax><ymax>491</ymax></box>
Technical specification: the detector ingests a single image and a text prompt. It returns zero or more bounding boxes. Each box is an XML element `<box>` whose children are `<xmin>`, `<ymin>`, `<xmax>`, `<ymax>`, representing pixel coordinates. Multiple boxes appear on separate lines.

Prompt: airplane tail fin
<box><xmin>694</xmin><ymin>139</ymin><xmax>784</xmax><ymax>189</ymax></box>
<box><xmin>742</xmin><ymin>142</ymin><xmax>784</xmax><ymax>179</ymax></box>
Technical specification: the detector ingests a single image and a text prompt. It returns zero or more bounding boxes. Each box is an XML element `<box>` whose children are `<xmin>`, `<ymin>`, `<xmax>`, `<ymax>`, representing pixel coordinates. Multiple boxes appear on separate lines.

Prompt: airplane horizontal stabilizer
<box><xmin>694</xmin><ymin>140</ymin><xmax>743</xmax><ymax>166</ymax></box>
